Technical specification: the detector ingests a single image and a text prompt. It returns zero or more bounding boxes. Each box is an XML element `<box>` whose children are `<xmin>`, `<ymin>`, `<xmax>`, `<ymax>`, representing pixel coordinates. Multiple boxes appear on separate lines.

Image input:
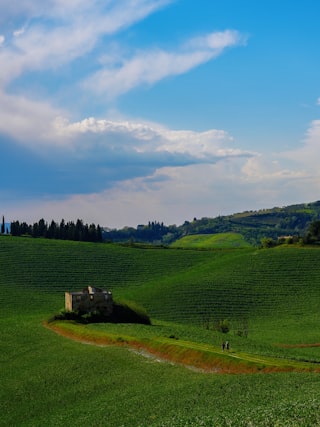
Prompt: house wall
<box><xmin>65</xmin><ymin>292</ymin><xmax>74</xmax><ymax>311</ymax></box>
<box><xmin>65</xmin><ymin>288</ymin><xmax>113</xmax><ymax>315</ymax></box>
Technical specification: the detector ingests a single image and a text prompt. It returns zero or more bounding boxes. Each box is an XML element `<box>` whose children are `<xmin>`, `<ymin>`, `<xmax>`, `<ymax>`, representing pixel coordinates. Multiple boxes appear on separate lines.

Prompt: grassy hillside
<box><xmin>2</xmin><ymin>236</ymin><xmax>320</xmax><ymax>426</ymax></box>
<box><xmin>170</xmin><ymin>232</ymin><xmax>252</xmax><ymax>249</ymax></box>
<box><xmin>2</xmin><ymin>235</ymin><xmax>320</xmax><ymax>343</ymax></box>
<box><xmin>171</xmin><ymin>202</ymin><xmax>320</xmax><ymax>246</ymax></box>
<box><xmin>103</xmin><ymin>200</ymin><xmax>320</xmax><ymax>245</ymax></box>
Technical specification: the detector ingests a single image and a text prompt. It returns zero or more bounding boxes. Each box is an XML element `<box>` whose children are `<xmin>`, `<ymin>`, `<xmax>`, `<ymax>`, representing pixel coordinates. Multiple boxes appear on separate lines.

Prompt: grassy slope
<box><xmin>170</xmin><ymin>232</ymin><xmax>252</xmax><ymax>249</ymax></box>
<box><xmin>174</xmin><ymin>200</ymin><xmax>320</xmax><ymax>245</ymax></box>
<box><xmin>2</xmin><ymin>236</ymin><xmax>320</xmax><ymax>426</ymax></box>
<box><xmin>47</xmin><ymin>320</ymin><xmax>320</xmax><ymax>374</ymax></box>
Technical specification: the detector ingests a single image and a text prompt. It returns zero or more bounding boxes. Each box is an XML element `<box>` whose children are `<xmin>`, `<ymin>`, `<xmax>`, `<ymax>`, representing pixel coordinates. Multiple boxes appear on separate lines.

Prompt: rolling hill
<box><xmin>1</xmin><ymin>236</ymin><xmax>320</xmax><ymax>344</ymax></box>
<box><xmin>2</xmin><ymin>236</ymin><xmax>320</xmax><ymax>426</ymax></box>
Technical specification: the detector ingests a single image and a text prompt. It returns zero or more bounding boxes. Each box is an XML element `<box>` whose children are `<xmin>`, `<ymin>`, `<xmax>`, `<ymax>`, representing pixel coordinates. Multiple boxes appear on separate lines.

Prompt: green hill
<box><xmin>2</xmin><ymin>236</ymin><xmax>320</xmax><ymax>426</ymax></box>
<box><xmin>178</xmin><ymin>200</ymin><xmax>320</xmax><ymax>245</ymax></box>
<box><xmin>2</xmin><ymin>235</ymin><xmax>320</xmax><ymax>343</ymax></box>
<box><xmin>170</xmin><ymin>232</ymin><xmax>252</xmax><ymax>249</ymax></box>
<box><xmin>104</xmin><ymin>200</ymin><xmax>320</xmax><ymax>245</ymax></box>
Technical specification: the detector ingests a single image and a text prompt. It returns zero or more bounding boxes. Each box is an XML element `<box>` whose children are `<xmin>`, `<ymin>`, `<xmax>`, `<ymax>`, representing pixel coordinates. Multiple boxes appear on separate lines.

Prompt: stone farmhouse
<box><xmin>65</xmin><ymin>286</ymin><xmax>113</xmax><ymax>315</ymax></box>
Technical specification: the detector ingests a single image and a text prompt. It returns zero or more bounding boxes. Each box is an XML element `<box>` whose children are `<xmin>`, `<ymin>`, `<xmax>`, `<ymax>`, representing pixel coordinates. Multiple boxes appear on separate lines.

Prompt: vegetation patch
<box><xmin>50</xmin><ymin>299</ymin><xmax>151</xmax><ymax>325</ymax></box>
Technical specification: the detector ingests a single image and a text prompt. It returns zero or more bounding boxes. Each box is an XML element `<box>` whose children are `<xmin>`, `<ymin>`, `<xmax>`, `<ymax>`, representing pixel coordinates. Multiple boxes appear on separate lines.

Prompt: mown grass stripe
<box><xmin>46</xmin><ymin>321</ymin><xmax>320</xmax><ymax>374</ymax></box>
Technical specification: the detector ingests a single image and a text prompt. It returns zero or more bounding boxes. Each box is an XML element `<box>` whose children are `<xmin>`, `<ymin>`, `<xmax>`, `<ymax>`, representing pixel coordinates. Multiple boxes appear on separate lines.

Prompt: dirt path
<box><xmin>44</xmin><ymin>321</ymin><xmax>320</xmax><ymax>374</ymax></box>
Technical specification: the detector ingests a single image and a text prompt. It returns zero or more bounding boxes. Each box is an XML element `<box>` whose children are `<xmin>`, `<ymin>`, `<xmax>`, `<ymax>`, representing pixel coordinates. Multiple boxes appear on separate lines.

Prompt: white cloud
<box><xmin>241</xmin><ymin>155</ymin><xmax>307</xmax><ymax>183</ymax></box>
<box><xmin>0</xmin><ymin>0</ymin><xmax>173</xmax><ymax>88</ymax></box>
<box><xmin>0</xmin><ymin>1</ymin><xmax>42</xmax><ymax>24</ymax></box>
<box><xmin>307</xmin><ymin>119</ymin><xmax>320</xmax><ymax>141</ymax></box>
<box><xmin>282</xmin><ymin>119</ymin><xmax>320</xmax><ymax>172</ymax></box>
<box><xmin>1</xmin><ymin>109</ymin><xmax>255</xmax><ymax>204</ymax></box>
<box><xmin>51</xmin><ymin>116</ymin><xmax>251</xmax><ymax>164</ymax></box>
<box><xmin>186</xmin><ymin>29</ymin><xmax>247</xmax><ymax>50</ymax></box>
<box><xmin>0</xmin><ymin>91</ymin><xmax>64</xmax><ymax>146</ymax></box>
<box><xmin>0</xmin><ymin>0</ymin><xmax>180</xmax><ymax>148</ymax></box>
<box><xmin>84</xmin><ymin>30</ymin><xmax>247</xmax><ymax>97</ymax></box>
<box><xmin>0</xmin><ymin>1</ymin><xmax>247</xmax><ymax>161</ymax></box>
<box><xmin>0</xmin><ymin>0</ymin><xmax>172</xmax><ymax>25</ymax></box>
<box><xmin>13</xmin><ymin>28</ymin><xmax>25</xmax><ymax>37</ymax></box>
<box><xmin>236</xmin><ymin>119</ymin><xmax>320</xmax><ymax>187</ymax></box>
<box><xmin>236</xmin><ymin>118</ymin><xmax>320</xmax><ymax>209</ymax></box>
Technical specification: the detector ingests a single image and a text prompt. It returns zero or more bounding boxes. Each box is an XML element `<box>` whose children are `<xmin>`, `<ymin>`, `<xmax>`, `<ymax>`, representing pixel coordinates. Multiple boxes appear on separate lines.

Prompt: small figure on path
<box><xmin>225</xmin><ymin>341</ymin><xmax>230</xmax><ymax>351</ymax></box>
<box><xmin>222</xmin><ymin>341</ymin><xmax>225</xmax><ymax>351</ymax></box>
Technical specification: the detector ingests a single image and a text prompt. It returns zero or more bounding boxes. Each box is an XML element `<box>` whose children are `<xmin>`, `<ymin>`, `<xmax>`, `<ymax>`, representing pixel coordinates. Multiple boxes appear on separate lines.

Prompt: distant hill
<box><xmin>170</xmin><ymin>232</ymin><xmax>252</xmax><ymax>249</ymax></box>
<box><xmin>178</xmin><ymin>201</ymin><xmax>320</xmax><ymax>245</ymax></box>
<box><xmin>104</xmin><ymin>201</ymin><xmax>320</xmax><ymax>246</ymax></box>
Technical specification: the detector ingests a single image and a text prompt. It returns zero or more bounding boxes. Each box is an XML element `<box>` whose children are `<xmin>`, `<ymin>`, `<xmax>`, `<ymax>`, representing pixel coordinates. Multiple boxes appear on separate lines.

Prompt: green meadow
<box><xmin>170</xmin><ymin>232</ymin><xmax>252</xmax><ymax>249</ymax></box>
<box><xmin>2</xmin><ymin>236</ymin><xmax>320</xmax><ymax>426</ymax></box>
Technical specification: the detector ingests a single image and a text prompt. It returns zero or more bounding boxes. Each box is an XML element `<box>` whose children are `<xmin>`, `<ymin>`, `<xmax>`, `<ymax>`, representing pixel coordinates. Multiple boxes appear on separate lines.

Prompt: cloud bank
<box><xmin>0</xmin><ymin>114</ymin><xmax>253</xmax><ymax>198</ymax></box>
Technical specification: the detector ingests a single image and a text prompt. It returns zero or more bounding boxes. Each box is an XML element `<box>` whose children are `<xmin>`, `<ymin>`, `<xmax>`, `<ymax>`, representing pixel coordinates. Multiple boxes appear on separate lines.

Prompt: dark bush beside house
<box><xmin>52</xmin><ymin>302</ymin><xmax>151</xmax><ymax>325</ymax></box>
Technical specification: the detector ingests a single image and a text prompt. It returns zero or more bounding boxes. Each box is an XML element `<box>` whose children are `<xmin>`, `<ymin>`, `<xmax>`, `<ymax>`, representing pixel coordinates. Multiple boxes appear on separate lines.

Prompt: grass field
<box><xmin>170</xmin><ymin>232</ymin><xmax>252</xmax><ymax>249</ymax></box>
<box><xmin>2</xmin><ymin>236</ymin><xmax>320</xmax><ymax>426</ymax></box>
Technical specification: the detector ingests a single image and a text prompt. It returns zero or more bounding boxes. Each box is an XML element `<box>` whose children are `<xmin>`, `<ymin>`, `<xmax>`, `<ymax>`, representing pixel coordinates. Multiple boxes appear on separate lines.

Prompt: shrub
<box><xmin>48</xmin><ymin>309</ymin><xmax>81</xmax><ymax>323</ymax></box>
<box><xmin>50</xmin><ymin>300</ymin><xmax>151</xmax><ymax>325</ymax></box>
<box><xmin>215</xmin><ymin>319</ymin><xmax>230</xmax><ymax>334</ymax></box>
<box><xmin>261</xmin><ymin>237</ymin><xmax>276</xmax><ymax>248</ymax></box>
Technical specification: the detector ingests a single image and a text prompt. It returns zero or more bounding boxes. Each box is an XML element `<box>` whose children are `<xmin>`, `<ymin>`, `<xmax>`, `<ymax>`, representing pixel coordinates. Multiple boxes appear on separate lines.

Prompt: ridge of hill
<box><xmin>104</xmin><ymin>200</ymin><xmax>320</xmax><ymax>245</ymax></box>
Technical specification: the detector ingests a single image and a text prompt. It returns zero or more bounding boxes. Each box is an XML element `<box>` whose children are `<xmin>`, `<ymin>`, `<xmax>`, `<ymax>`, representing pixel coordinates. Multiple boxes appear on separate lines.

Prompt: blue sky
<box><xmin>1</xmin><ymin>0</ymin><xmax>320</xmax><ymax>228</ymax></box>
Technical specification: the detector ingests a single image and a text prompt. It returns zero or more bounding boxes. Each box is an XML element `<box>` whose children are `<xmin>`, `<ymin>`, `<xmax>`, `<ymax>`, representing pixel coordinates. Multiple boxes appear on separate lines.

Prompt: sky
<box><xmin>1</xmin><ymin>0</ymin><xmax>320</xmax><ymax>228</ymax></box>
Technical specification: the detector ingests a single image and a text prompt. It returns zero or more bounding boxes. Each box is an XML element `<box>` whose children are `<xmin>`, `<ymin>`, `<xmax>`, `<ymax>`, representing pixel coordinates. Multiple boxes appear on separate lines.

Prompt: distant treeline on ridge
<box><xmin>3</xmin><ymin>200</ymin><xmax>320</xmax><ymax>246</ymax></box>
<box><xmin>10</xmin><ymin>218</ymin><xmax>103</xmax><ymax>242</ymax></box>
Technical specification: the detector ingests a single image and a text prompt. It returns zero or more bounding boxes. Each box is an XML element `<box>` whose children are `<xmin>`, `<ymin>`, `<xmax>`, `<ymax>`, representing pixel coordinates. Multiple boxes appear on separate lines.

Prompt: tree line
<box><xmin>261</xmin><ymin>220</ymin><xmax>320</xmax><ymax>248</ymax></box>
<box><xmin>10</xmin><ymin>218</ymin><xmax>103</xmax><ymax>242</ymax></box>
<box><xmin>104</xmin><ymin>221</ymin><xmax>180</xmax><ymax>244</ymax></box>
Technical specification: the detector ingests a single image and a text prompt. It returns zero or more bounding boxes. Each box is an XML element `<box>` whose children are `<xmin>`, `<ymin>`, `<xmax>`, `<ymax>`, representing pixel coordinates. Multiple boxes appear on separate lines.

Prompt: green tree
<box><xmin>305</xmin><ymin>220</ymin><xmax>320</xmax><ymax>243</ymax></box>
<box><xmin>59</xmin><ymin>219</ymin><xmax>66</xmax><ymax>239</ymax></box>
<box><xmin>261</xmin><ymin>237</ymin><xmax>276</xmax><ymax>248</ymax></box>
<box><xmin>35</xmin><ymin>218</ymin><xmax>47</xmax><ymax>237</ymax></box>
<box><xmin>47</xmin><ymin>220</ymin><xmax>58</xmax><ymax>239</ymax></box>
<box><xmin>10</xmin><ymin>220</ymin><xmax>20</xmax><ymax>236</ymax></box>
